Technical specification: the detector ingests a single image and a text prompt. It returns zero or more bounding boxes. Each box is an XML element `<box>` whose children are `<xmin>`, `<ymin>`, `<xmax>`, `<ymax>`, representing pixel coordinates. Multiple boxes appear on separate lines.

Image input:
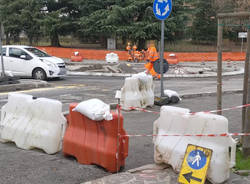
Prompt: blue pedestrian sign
<box><xmin>187</xmin><ymin>150</ymin><xmax>207</xmax><ymax>170</ymax></box>
<box><xmin>178</xmin><ymin>145</ymin><xmax>213</xmax><ymax>184</ymax></box>
<box><xmin>153</xmin><ymin>0</ymin><xmax>172</xmax><ymax>20</ymax></box>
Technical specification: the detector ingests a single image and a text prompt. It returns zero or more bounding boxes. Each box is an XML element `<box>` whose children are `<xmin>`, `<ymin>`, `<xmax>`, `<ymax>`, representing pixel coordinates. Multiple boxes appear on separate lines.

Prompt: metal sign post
<box><xmin>239</xmin><ymin>32</ymin><xmax>248</xmax><ymax>53</ymax></box>
<box><xmin>153</xmin><ymin>0</ymin><xmax>172</xmax><ymax>98</ymax></box>
<box><xmin>0</xmin><ymin>22</ymin><xmax>5</xmax><ymax>77</ymax></box>
<box><xmin>160</xmin><ymin>20</ymin><xmax>165</xmax><ymax>97</ymax></box>
<box><xmin>241</xmin><ymin>38</ymin><xmax>244</xmax><ymax>53</ymax></box>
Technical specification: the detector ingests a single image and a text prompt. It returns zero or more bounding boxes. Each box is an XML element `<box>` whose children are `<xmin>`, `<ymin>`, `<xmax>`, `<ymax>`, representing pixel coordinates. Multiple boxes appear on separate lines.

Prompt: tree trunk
<box><xmin>28</xmin><ymin>36</ymin><xmax>33</xmax><ymax>46</ymax></box>
<box><xmin>13</xmin><ymin>34</ymin><xmax>20</xmax><ymax>43</ymax></box>
<box><xmin>122</xmin><ymin>36</ymin><xmax>127</xmax><ymax>47</ymax></box>
<box><xmin>138</xmin><ymin>39</ymin><xmax>146</xmax><ymax>50</ymax></box>
<box><xmin>100</xmin><ymin>36</ymin><xmax>107</xmax><ymax>49</ymax></box>
<box><xmin>5</xmin><ymin>33</ymin><xmax>10</xmax><ymax>45</ymax></box>
<box><xmin>50</xmin><ymin>31</ymin><xmax>60</xmax><ymax>47</ymax></box>
<box><xmin>34</xmin><ymin>36</ymin><xmax>39</xmax><ymax>46</ymax></box>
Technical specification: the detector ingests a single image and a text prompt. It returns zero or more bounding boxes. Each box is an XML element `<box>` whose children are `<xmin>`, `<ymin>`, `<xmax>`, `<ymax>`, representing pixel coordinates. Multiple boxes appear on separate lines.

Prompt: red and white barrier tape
<box><xmin>119</xmin><ymin>104</ymin><xmax>250</xmax><ymax>138</ymax></box>
<box><xmin>121</xmin><ymin>104</ymin><xmax>250</xmax><ymax>115</ymax></box>
<box><xmin>125</xmin><ymin>107</ymin><xmax>160</xmax><ymax>114</ymax></box>
<box><xmin>191</xmin><ymin>104</ymin><xmax>250</xmax><ymax>115</ymax></box>
<box><xmin>122</xmin><ymin>133</ymin><xmax>250</xmax><ymax>138</ymax></box>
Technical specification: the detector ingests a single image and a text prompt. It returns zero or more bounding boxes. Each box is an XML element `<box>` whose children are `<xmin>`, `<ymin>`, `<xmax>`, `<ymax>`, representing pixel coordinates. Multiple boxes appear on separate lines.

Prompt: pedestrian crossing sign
<box><xmin>178</xmin><ymin>144</ymin><xmax>213</xmax><ymax>184</ymax></box>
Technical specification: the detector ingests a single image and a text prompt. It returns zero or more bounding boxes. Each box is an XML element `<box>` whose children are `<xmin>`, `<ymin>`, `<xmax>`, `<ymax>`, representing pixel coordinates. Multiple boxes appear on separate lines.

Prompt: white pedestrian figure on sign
<box><xmin>192</xmin><ymin>151</ymin><xmax>201</xmax><ymax>167</ymax></box>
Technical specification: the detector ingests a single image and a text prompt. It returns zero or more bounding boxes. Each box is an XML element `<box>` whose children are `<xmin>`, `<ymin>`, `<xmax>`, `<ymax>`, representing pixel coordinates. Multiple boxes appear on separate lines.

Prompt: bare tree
<box><xmin>214</xmin><ymin>0</ymin><xmax>250</xmax><ymax>13</ymax></box>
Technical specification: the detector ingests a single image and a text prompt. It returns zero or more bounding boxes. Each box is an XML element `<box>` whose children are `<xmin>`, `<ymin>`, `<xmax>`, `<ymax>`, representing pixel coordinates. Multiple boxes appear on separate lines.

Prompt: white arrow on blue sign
<box><xmin>153</xmin><ymin>0</ymin><xmax>172</xmax><ymax>20</ymax></box>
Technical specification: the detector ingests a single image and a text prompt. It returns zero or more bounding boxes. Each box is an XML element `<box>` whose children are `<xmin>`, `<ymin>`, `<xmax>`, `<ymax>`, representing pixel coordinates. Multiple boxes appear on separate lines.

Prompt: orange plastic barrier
<box><xmin>36</xmin><ymin>46</ymin><xmax>246</xmax><ymax>62</ymax></box>
<box><xmin>70</xmin><ymin>56</ymin><xmax>83</xmax><ymax>62</ymax></box>
<box><xmin>63</xmin><ymin>103</ymin><xmax>129</xmax><ymax>173</ymax></box>
<box><xmin>167</xmin><ymin>54</ymin><xmax>179</xmax><ymax>64</ymax></box>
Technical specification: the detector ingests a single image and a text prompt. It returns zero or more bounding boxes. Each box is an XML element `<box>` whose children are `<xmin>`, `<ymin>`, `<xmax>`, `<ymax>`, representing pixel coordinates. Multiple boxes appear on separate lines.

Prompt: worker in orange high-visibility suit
<box><xmin>145</xmin><ymin>41</ymin><xmax>161</xmax><ymax>79</ymax></box>
<box><xmin>126</xmin><ymin>43</ymin><xmax>133</xmax><ymax>62</ymax></box>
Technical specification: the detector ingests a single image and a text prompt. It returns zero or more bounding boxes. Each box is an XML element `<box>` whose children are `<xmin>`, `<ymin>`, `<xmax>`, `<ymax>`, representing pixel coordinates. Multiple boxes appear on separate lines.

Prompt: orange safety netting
<box><xmin>36</xmin><ymin>46</ymin><xmax>246</xmax><ymax>62</ymax></box>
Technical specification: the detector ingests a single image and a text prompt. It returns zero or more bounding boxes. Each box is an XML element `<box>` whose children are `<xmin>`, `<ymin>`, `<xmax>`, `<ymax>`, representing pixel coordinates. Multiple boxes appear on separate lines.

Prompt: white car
<box><xmin>0</xmin><ymin>45</ymin><xmax>67</xmax><ymax>80</ymax></box>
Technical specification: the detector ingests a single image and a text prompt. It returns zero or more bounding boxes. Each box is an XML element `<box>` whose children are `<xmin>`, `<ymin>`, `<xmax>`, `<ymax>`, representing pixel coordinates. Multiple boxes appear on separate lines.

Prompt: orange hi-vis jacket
<box><xmin>126</xmin><ymin>45</ymin><xmax>132</xmax><ymax>51</ymax></box>
<box><xmin>145</xmin><ymin>46</ymin><xmax>161</xmax><ymax>79</ymax></box>
<box><xmin>147</xmin><ymin>46</ymin><xmax>159</xmax><ymax>62</ymax></box>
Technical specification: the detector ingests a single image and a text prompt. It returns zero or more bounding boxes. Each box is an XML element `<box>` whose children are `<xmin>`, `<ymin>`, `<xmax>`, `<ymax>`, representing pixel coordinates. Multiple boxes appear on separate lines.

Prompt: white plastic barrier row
<box><xmin>120</xmin><ymin>72</ymin><xmax>154</xmax><ymax>109</ymax></box>
<box><xmin>0</xmin><ymin>93</ymin><xmax>66</xmax><ymax>154</ymax></box>
<box><xmin>153</xmin><ymin>106</ymin><xmax>236</xmax><ymax>184</ymax></box>
<box><xmin>106</xmin><ymin>53</ymin><xmax>119</xmax><ymax>63</ymax></box>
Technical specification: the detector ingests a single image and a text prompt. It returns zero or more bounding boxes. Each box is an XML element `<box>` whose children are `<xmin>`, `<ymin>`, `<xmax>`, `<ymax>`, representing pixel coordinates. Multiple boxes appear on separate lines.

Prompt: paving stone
<box><xmin>82</xmin><ymin>164</ymin><xmax>250</xmax><ymax>184</ymax></box>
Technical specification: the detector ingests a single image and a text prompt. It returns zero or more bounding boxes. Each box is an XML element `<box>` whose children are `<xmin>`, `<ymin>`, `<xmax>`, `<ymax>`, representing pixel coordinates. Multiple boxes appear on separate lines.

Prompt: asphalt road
<box><xmin>0</xmin><ymin>75</ymin><xmax>245</xmax><ymax>184</ymax></box>
<box><xmin>0</xmin><ymin>75</ymin><xmax>244</xmax><ymax>111</ymax></box>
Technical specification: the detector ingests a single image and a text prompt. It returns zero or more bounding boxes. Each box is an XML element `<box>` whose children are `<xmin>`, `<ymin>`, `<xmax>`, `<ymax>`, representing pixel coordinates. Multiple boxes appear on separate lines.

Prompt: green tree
<box><xmin>191</xmin><ymin>0</ymin><xmax>217</xmax><ymax>43</ymax></box>
<box><xmin>0</xmin><ymin>0</ymin><xmax>188</xmax><ymax>48</ymax></box>
<box><xmin>75</xmin><ymin>0</ymin><xmax>116</xmax><ymax>46</ymax></box>
<box><xmin>0</xmin><ymin>0</ymin><xmax>23</xmax><ymax>44</ymax></box>
<box><xmin>20</xmin><ymin>0</ymin><xmax>43</xmax><ymax>45</ymax></box>
<box><xmin>77</xmin><ymin>0</ymin><xmax>187</xmax><ymax>49</ymax></box>
<box><xmin>40</xmin><ymin>0</ymin><xmax>78</xmax><ymax>46</ymax></box>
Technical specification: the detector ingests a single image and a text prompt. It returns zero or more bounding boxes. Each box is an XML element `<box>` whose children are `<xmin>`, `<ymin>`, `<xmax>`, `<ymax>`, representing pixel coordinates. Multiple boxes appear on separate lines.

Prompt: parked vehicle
<box><xmin>0</xmin><ymin>45</ymin><xmax>66</xmax><ymax>80</ymax></box>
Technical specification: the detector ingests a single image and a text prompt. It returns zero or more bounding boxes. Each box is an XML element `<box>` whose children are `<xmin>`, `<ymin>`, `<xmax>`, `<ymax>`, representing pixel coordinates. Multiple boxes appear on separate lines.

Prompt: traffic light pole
<box><xmin>160</xmin><ymin>20</ymin><xmax>165</xmax><ymax>97</ymax></box>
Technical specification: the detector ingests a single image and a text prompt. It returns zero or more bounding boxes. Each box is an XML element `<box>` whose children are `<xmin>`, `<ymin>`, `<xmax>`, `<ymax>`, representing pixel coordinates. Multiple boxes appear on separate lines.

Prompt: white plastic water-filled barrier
<box><xmin>106</xmin><ymin>53</ymin><xmax>119</xmax><ymax>63</ymax></box>
<box><xmin>120</xmin><ymin>72</ymin><xmax>154</xmax><ymax>109</ymax></box>
<box><xmin>153</xmin><ymin>106</ymin><xmax>236</xmax><ymax>184</ymax></box>
<box><xmin>0</xmin><ymin>93</ymin><xmax>66</xmax><ymax>154</ymax></box>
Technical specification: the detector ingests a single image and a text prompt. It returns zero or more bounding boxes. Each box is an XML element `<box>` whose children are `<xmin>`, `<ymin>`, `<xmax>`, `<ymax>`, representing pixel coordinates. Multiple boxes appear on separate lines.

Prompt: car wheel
<box><xmin>33</xmin><ymin>68</ymin><xmax>47</xmax><ymax>80</ymax></box>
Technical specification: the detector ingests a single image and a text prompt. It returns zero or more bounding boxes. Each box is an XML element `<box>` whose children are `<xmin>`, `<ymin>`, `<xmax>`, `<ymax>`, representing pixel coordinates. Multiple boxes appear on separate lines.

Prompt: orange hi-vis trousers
<box><xmin>144</xmin><ymin>62</ymin><xmax>161</xmax><ymax>79</ymax></box>
<box><xmin>145</xmin><ymin>46</ymin><xmax>161</xmax><ymax>79</ymax></box>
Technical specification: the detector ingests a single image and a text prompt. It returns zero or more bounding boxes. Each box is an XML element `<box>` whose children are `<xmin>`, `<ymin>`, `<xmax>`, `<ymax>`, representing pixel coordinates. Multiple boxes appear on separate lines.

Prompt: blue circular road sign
<box><xmin>187</xmin><ymin>150</ymin><xmax>207</xmax><ymax>170</ymax></box>
<box><xmin>153</xmin><ymin>0</ymin><xmax>173</xmax><ymax>20</ymax></box>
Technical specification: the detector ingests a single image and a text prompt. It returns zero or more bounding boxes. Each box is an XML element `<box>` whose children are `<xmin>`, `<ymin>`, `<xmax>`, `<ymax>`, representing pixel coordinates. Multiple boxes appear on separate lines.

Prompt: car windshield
<box><xmin>25</xmin><ymin>47</ymin><xmax>51</xmax><ymax>57</ymax></box>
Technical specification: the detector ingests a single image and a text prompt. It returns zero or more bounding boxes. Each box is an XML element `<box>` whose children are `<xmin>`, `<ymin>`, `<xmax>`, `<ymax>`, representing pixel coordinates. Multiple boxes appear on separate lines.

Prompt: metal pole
<box><xmin>242</xmin><ymin>32</ymin><xmax>249</xmax><ymax>132</ymax></box>
<box><xmin>116</xmin><ymin>100</ymin><xmax>121</xmax><ymax>173</ymax></box>
<box><xmin>0</xmin><ymin>22</ymin><xmax>5</xmax><ymax>77</ymax></box>
<box><xmin>160</xmin><ymin>20</ymin><xmax>165</xmax><ymax>97</ymax></box>
<box><xmin>217</xmin><ymin>18</ymin><xmax>223</xmax><ymax>115</ymax></box>
<box><xmin>243</xmin><ymin>27</ymin><xmax>250</xmax><ymax>156</ymax></box>
<box><xmin>243</xmin><ymin>27</ymin><xmax>250</xmax><ymax>157</ymax></box>
<box><xmin>241</xmin><ymin>38</ymin><xmax>244</xmax><ymax>53</ymax></box>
